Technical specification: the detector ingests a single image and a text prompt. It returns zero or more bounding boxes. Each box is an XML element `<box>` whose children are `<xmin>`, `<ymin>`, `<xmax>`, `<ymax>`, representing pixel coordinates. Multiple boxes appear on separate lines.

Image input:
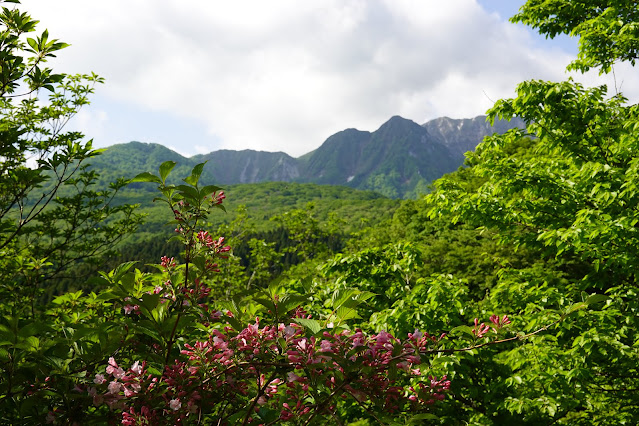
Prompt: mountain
<box><xmin>92</xmin><ymin>115</ymin><xmax>523</xmax><ymax>198</ymax></box>
<box><xmin>300</xmin><ymin>116</ymin><xmax>459</xmax><ymax>198</ymax></box>
<box><xmin>422</xmin><ymin>115</ymin><xmax>526</xmax><ymax>162</ymax></box>
<box><xmin>192</xmin><ymin>150</ymin><xmax>300</xmax><ymax>184</ymax></box>
<box><xmin>297</xmin><ymin>114</ymin><xmax>522</xmax><ymax>197</ymax></box>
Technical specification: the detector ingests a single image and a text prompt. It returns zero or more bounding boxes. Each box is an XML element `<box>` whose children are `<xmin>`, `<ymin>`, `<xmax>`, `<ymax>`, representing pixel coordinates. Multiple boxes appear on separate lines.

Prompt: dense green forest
<box><xmin>1</xmin><ymin>0</ymin><xmax>639</xmax><ymax>424</ymax></box>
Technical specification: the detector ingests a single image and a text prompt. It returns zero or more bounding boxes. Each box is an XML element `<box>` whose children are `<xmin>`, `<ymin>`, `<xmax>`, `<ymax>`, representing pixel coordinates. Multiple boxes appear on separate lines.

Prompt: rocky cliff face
<box><xmin>192</xmin><ymin>150</ymin><xmax>300</xmax><ymax>184</ymax></box>
<box><xmin>422</xmin><ymin>115</ymin><xmax>525</xmax><ymax>162</ymax></box>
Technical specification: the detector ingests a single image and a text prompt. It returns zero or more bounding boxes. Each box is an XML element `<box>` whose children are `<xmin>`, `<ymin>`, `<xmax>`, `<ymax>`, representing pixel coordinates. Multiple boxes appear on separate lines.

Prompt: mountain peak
<box><xmin>422</xmin><ymin>115</ymin><xmax>524</xmax><ymax>161</ymax></box>
<box><xmin>377</xmin><ymin>115</ymin><xmax>423</xmax><ymax>131</ymax></box>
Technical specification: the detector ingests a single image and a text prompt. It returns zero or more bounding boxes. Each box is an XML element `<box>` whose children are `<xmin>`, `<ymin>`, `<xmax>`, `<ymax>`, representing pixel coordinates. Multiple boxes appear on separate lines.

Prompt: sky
<box><xmin>21</xmin><ymin>0</ymin><xmax>639</xmax><ymax>158</ymax></box>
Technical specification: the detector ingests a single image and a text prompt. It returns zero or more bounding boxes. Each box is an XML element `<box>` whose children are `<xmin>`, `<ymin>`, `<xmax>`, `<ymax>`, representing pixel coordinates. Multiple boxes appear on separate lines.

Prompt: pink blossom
<box><xmin>297</xmin><ymin>338</ymin><xmax>308</xmax><ymax>351</ymax></box>
<box><xmin>472</xmin><ymin>318</ymin><xmax>490</xmax><ymax>338</ymax></box>
<box><xmin>319</xmin><ymin>340</ymin><xmax>333</xmax><ymax>353</ymax></box>
<box><xmin>287</xmin><ymin>371</ymin><xmax>302</xmax><ymax>382</ymax></box>
<box><xmin>130</xmin><ymin>361</ymin><xmax>143</xmax><ymax>375</ymax></box>
<box><xmin>169</xmin><ymin>398</ymin><xmax>181</xmax><ymax>411</ymax></box>
<box><xmin>108</xmin><ymin>381</ymin><xmax>122</xmax><ymax>394</ymax></box>
<box><xmin>160</xmin><ymin>256</ymin><xmax>176</xmax><ymax>268</ymax></box>
<box><xmin>94</xmin><ymin>373</ymin><xmax>106</xmax><ymax>384</ymax></box>
<box><xmin>106</xmin><ymin>357</ymin><xmax>125</xmax><ymax>378</ymax></box>
<box><xmin>212</xmin><ymin>190</ymin><xmax>225</xmax><ymax>204</ymax></box>
<box><xmin>489</xmin><ymin>314</ymin><xmax>512</xmax><ymax>331</ymax></box>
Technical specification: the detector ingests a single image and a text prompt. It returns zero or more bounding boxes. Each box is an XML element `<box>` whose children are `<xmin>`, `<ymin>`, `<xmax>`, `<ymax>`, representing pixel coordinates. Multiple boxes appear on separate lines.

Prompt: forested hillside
<box><xmin>1</xmin><ymin>0</ymin><xmax>639</xmax><ymax>424</ymax></box>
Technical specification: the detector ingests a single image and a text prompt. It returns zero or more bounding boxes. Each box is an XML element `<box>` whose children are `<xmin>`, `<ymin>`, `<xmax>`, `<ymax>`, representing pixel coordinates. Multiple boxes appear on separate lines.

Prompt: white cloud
<box><xmin>20</xmin><ymin>0</ymin><xmax>639</xmax><ymax>157</ymax></box>
<box><xmin>194</xmin><ymin>145</ymin><xmax>210</xmax><ymax>155</ymax></box>
<box><xmin>69</xmin><ymin>108</ymin><xmax>109</xmax><ymax>142</ymax></box>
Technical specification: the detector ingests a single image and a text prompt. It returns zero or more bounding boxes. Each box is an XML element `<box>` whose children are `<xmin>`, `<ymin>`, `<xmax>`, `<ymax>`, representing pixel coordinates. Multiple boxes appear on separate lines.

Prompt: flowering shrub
<box><xmin>10</xmin><ymin>162</ymin><xmax>523</xmax><ymax>425</ymax></box>
<box><xmin>85</xmin><ymin>318</ymin><xmax>454</xmax><ymax>424</ymax></box>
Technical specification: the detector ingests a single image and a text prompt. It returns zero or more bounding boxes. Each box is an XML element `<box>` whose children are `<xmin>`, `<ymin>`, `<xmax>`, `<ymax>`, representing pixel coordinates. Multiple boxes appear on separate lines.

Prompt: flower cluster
<box><xmin>472</xmin><ymin>315</ymin><xmax>512</xmax><ymax>338</ymax></box>
<box><xmin>89</xmin><ymin>358</ymin><xmax>146</xmax><ymax>410</ymax></box>
<box><xmin>211</xmin><ymin>190</ymin><xmax>225</xmax><ymax>205</ymax></box>
<box><xmin>88</xmin><ymin>317</ymin><xmax>452</xmax><ymax>424</ymax></box>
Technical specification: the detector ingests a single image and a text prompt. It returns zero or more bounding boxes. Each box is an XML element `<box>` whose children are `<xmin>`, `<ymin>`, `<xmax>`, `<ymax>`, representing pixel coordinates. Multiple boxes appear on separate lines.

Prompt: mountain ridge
<box><xmin>94</xmin><ymin>114</ymin><xmax>523</xmax><ymax>198</ymax></box>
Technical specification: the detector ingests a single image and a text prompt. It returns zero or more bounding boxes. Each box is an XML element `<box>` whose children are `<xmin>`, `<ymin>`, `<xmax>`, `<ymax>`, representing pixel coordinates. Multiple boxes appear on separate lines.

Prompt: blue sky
<box><xmin>23</xmin><ymin>1</ymin><xmax>635</xmax><ymax>157</ymax></box>
<box><xmin>478</xmin><ymin>0</ymin><xmax>578</xmax><ymax>51</ymax></box>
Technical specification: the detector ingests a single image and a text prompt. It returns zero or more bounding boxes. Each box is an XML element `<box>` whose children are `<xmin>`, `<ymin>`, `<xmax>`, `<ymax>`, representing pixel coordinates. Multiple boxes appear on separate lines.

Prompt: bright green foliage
<box><xmin>0</xmin><ymin>1</ymin><xmax>142</xmax><ymax>314</ymax></box>
<box><xmin>433</xmin><ymin>79</ymin><xmax>639</xmax><ymax>283</ymax></box>
<box><xmin>269</xmin><ymin>202</ymin><xmax>346</xmax><ymax>282</ymax></box>
<box><xmin>318</xmin><ymin>243</ymin><xmax>423</xmax><ymax>320</ymax></box>
<box><xmin>512</xmin><ymin>0</ymin><xmax>639</xmax><ymax>74</ymax></box>
<box><xmin>425</xmin><ymin>3</ymin><xmax>639</xmax><ymax>421</ymax></box>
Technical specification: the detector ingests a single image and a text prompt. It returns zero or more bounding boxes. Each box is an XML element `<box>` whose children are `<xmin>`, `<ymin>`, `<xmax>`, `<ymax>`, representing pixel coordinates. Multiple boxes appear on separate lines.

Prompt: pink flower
<box><xmin>108</xmin><ymin>381</ymin><xmax>122</xmax><ymax>394</ymax></box>
<box><xmin>489</xmin><ymin>315</ymin><xmax>511</xmax><ymax>331</ymax></box>
<box><xmin>106</xmin><ymin>358</ymin><xmax>125</xmax><ymax>378</ymax></box>
<box><xmin>287</xmin><ymin>371</ymin><xmax>301</xmax><ymax>382</ymax></box>
<box><xmin>160</xmin><ymin>256</ymin><xmax>176</xmax><ymax>268</ymax></box>
<box><xmin>471</xmin><ymin>318</ymin><xmax>490</xmax><ymax>338</ymax></box>
<box><xmin>297</xmin><ymin>338</ymin><xmax>308</xmax><ymax>351</ymax></box>
<box><xmin>212</xmin><ymin>190</ymin><xmax>225</xmax><ymax>204</ymax></box>
<box><xmin>94</xmin><ymin>373</ymin><xmax>106</xmax><ymax>384</ymax></box>
<box><xmin>130</xmin><ymin>361</ymin><xmax>143</xmax><ymax>375</ymax></box>
<box><xmin>169</xmin><ymin>398</ymin><xmax>181</xmax><ymax>411</ymax></box>
<box><xmin>319</xmin><ymin>340</ymin><xmax>333</xmax><ymax>353</ymax></box>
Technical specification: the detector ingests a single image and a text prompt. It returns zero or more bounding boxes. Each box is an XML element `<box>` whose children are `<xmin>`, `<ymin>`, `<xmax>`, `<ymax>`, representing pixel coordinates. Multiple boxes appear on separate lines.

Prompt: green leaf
<box><xmin>331</xmin><ymin>288</ymin><xmax>360</xmax><ymax>308</ymax></box>
<box><xmin>256</xmin><ymin>407</ymin><xmax>279</xmax><ymax>423</ymax></box>
<box><xmin>450</xmin><ymin>325</ymin><xmax>474</xmax><ymax>336</ymax></box>
<box><xmin>112</xmin><ymin>261</ymin><xmax>138</xmax><ymax>282</ymax></box>
<box><xmin>26</xmin><ymin>38</ymin><xmax>38</xmax><ymax>51</ymax></box>
<box><xmin>176</xmin><ymin>185</ymin><xmax>200</xmax><ymax>201</ymax></box>
<box><xmin>293</xmin><ymin>318</ymin><xmax>321</xmax><ymax>334</ymax></box>
<box><xmin>183</xmin><ymin>162</ymin><xmax>206</xmax><ymax>186</ymax></box>
<box><xmin>334</xmin><ymin>306</ymin><xmax>361</xmax><ymax>322</ymax></box>
<box><xmin>408</xmin><ymin>413</ymin><xmax>439</xmax><ymax>423</ymax></box>
<box><xmin>566</xmin><ymin>302</ymin><xmax>587</xmax><ymax>315</ymax></box>
<box><xmin>18</xmin><ymin>322</ymin><xmax>52</xmax><ymax>338</ymax></box>
<box><xmin>200</xmin><ymin>184</ymin><xmax>223</xmax><ymax>198</ymax></box>
<box><xmin>584</xmin><ymin>293</ymin><xmax>609</xmax><ymax>305</ymax></box>
<box><xmin>159</xmin><ymin>161</ymin><xmax>176</xmax><ymax>183</ymax></box>
<box><xmin>130</xmin><ymin>172</ymin><xmax>161</xmax><ymax>184</ymax></box>
<box><xmin>253</xmin><ymin>297</ymin><xmax>276</xmax><ymax>313</ymax></box>
<box><xmin>133</xmin><ymin>322</ymin><xmax>162</xmax><ymax>341</ymax></box>
<box><xmin>226</xmin><ymin>316</ymin><xmax>243</xmax><ymax>332</ymax></box>
<box><xmin>277</xmin><ymin>294</ymin><xmax>309</xmax><ymax>313</ymax></box>
<box><xmin>95</xmin><ymin>291</ymin><xmax>118</xmax><ymax>302</ymax></box>
<box><xmin>141</xmin><ymin>293</ymin><xmax>161</xmax><ymax>312</ymax></box>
